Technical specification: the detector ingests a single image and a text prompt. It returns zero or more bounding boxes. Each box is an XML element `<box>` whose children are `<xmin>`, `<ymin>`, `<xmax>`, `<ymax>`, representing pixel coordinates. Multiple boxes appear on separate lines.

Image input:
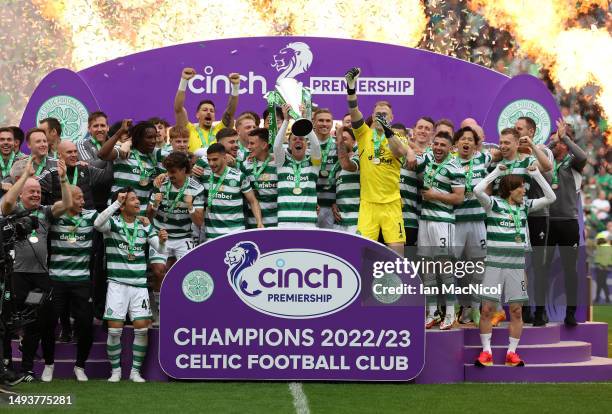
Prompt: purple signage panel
<box><xmin>21</xmin><ymin>37</ymin><xmax>559</xmax><ymax>145</ymax></box>
<box><xmin>159</xmin><ymin>229</ymin><xmax>425</xmax><ymax>381</ymax></box>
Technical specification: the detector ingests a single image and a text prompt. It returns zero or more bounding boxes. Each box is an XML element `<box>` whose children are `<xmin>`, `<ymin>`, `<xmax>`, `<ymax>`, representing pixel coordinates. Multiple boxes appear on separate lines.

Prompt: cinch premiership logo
<box><xmin>187</xmin><ymin>41</ymin><xmax>414</xmax><ymax>97</ymax></box>
<box><xmin>497</xmin><ymin>99</ymin><xmax>551</xmax><ymax>145</ymax></box>
<box><xmin>224</xmin><ymin>242</ymin><xmax>360</xmax><ymax>319</ymax></box>
<box><xmin>36</xmin><ymin>95</ymin><xmax>89</xmax><ymax>142</ymax></box>
<box><xmin>182</xmin><ymin>271</ymin><xmax>214</xmax><ymax>303</ymax></box>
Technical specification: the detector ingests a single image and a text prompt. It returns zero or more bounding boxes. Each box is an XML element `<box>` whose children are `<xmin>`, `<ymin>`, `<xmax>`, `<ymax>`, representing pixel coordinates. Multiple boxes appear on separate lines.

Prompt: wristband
<box><xmin>231</xmin><ymin>83</ymin><xmax>240</xmax><ymax>96</ymax></box>
<box><xmin>188</xmin><ymin>206</ymin><xmax>196</xmax><ymax>214</ymax></box>
<box><xmin>347</xmin><ymin>87</ymin><xmax>356</xmax><ymax>95</ymax></box>
<box><xmin>60</xmin><ymin>178</ymin><xmax>67</xmax><ymax>183</ymax></box>
<box><xmin>178</xmin><ymin>78</ymin><xmax>188</xmax><ymax>92</ymax></box>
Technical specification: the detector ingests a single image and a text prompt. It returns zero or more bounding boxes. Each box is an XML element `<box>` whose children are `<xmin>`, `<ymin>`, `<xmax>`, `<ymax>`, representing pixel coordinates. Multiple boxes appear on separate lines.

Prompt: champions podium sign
<box><xmin>17</xmin><ymin>37</ymin><xmax>612</xmax><ymax>383</ymax></box>
<box><xmin>159</xmin><ymin>229</ymin><xmax>425</xmax><ymax>381</ymax></box>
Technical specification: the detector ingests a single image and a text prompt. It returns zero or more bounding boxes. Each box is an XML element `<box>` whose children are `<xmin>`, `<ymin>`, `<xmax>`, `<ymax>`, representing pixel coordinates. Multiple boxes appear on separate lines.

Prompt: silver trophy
<box><xmin>274</xmin><ymin>78</ymin><xmax>313</xmax><ymax>136</ymax></box>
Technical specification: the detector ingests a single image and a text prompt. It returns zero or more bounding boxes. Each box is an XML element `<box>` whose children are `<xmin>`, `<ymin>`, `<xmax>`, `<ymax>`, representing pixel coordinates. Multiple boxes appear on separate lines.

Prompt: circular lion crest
<box><xmin>497</xmin><ymin>99</ymin><xmax>551</xmax><ymax>145</ymax></box>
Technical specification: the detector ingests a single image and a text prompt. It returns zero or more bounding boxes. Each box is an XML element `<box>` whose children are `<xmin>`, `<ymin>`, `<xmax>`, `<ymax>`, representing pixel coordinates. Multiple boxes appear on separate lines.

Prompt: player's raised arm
<box><xmin>345</xmin><ymin>67</ymin><xmax>364</xmax><ymax>126</ymax></box>
<box><xmin>174</xmin><ymin>68</ymin><xmax>196</xmax><ymax>128</ymax></box>
<box><xmin>376</xmin><ymin>114</ymin><xmax>408</xmax><ymax>159</ymax></box>
<box><xmin>221</xmin><ymin>73</ymin><xmax>241</xmax><ymax>128</ymax></box>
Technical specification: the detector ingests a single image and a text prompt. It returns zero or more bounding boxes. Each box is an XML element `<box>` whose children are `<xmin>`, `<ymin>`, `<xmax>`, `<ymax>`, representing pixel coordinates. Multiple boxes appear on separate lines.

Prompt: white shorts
<box><xmin>317</xmin><ymin>207</ymin><xmax>335</xmax><ymax>229</ymax></box>
<box><xmin>481</xmin><ymin>266</ymin><xmax>528</xmax><ymax>304</ymax></box>
<box><xmin>150</xmin><ymin>238</ymin><xmax>196</xmax><ymax>264</ymax></box>
<box><xmin>277</xmin><ymin>222</ymin><xmax>318</xmax><ymax>229</ymax></box>
<box><xmin>103</xmin><ymin>281</ymin><xmax>152</xmax><ymax>321</ymax></box>
<box><xmin>417</xmin><ymin>220</ymin><xmax>455</xmax><ymax>258</ymax></box>
<box><xmin>333</xmin><ymin>223</ymin><xmax>358</xmax><ymax>234</ymax></box>
<box><xmin>454</xmin><ymin>221</ymin><xmax>487</xmax><ymax>259</ymax></box>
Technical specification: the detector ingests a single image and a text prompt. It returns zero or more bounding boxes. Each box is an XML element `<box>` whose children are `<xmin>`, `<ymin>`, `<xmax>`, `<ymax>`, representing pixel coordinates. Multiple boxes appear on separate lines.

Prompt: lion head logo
<box><xmin>271</xmin><ymin>42</ymin><xmax>313</xmax><ymax>81</ymax></box>
<box><xmin>224</xmin><ymin>242</ymin><xmax>261</xmax><ymax>297</ymax></box>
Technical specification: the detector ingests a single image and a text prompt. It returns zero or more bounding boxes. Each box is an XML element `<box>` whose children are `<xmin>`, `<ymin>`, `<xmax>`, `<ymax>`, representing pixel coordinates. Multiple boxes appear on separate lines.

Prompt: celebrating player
<box><xmin>274</xmin><ymin>105</ymin><xmax>322</xmax><ymax>228</ymax></box>
<box><xmin>174</xmin><ymin>67</ymin><xmax>240</xmax><ymax>153</ymax></box>
<box><xmin>453</xmin><ymin>126</ymin><xmax>491</xmax><ymax>325</ymax></box>
<box><xmin>48</xmin><ymin>186</ymin><xmax>99</xmax><ymax>381</ymax></box>
<box><xmin>94</xmin><ymin>188</ymin><xmax>168</xmax><ymax>382</ymax></box>
<box><xmin>148</xmin><ymin>152</ymin><xmax>204</xmax><ymax>317</ymax></box>
<box><xmin>99</xmin><ymin>120</ymin><xmax>163</xmax><ymax>215</ymax></box>
<box><xmin>331</xmin><ymin>125</ymin><xmax>360</xmax><ymax>233</ymax></box>
<box><xmin>473</xmin><ymin>164</ymin><xmax>556</xmax><ymax>367</ymax></box>
<box><xmin>412</xmin><ymin>131</ymin><xmax>466</xmax><ymax>330</ymax></box>
<box><xmin>203</xmin><ymin>143</ymin><xmax>263</xmax><ymax>238</ymax></box>
<box><xmin>312</xmin><ymin>108</ymin><xmax>338</xmax><ymax>229</ymax></box>
<box><xmin>344</xmin><ymin>67</ymin><xmax>409</xmax><ymax>255</ymax></box>
<box><xmin>243</xmin><ymin>128</ymin><xmax>278</xmax><ymax>228</ymax></box>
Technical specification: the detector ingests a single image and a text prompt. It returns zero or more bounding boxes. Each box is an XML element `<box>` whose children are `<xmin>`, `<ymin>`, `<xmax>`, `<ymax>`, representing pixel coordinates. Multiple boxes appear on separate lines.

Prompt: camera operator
<box><xmin>0</xmin><ymin>158</ymin><xmax>72</xmax><ymax>382</ymax></box>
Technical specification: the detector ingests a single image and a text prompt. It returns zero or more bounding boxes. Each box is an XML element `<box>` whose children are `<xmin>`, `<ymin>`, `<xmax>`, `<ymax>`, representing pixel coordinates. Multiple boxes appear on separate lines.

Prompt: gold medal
<box><xmin>127</xmin><ymin>253</ymin><xmax>136</xmax><ymax>261</ymax></box>
<box><xmin>139</xmin><ymin>179</ymin><xmax>149</xmax><ymax>187</ymax></box>
<box><xmin>372</xmin><ymin>157</ymin><xmax>381</xmax><ymax>165</ymax></box>
<box><xmin>515</xmin><ymin>235</ymin><xmax>522</xmax><ymax>243</ymax></box>
<box><xmin>293</xmin><ymin>187</ymin><xmax>303</xmax><ymax>195</ymax></box>
<box><xmin>29</xmin><ymin>235</ymin><xmax>39</xmax><ymax>243</ymax></box>
<box><xmin>68</xmin><ymin>236</ymin><xmax>77</xmax><ymax>244</ymax></box>
<box><xmin>551</xmin><ymin>183</ymin><xmax>559</xmax><ymax>190</ymax></box>
<box><xmin>321</xmin><ymin>170</ymin><xmax>329</xmax><ymax>177</ymax></box>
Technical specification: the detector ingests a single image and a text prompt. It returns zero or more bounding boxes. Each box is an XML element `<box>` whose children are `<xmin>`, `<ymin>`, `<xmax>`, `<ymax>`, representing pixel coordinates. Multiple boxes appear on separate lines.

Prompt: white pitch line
<box><xmin>289</xmin><ymin>382</ymin><xmax>310</xmax><ymax>414</ymax></box>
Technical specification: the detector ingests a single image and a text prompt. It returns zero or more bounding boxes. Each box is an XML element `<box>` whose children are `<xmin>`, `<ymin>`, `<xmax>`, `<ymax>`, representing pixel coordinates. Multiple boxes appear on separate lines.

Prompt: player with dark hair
<box><xmin>38</xmin><ymin>117</ymin><xmax>62</xmax><ymax>157</ymax></box>
<box><xmin>94</xmin><ymin>187</ymin><xmax>168</xmax><ymax>382</ymax></box>
<box><xmin>473</xmin><ymin>164</ymin><xmax>556</xmax><ymax>367</ymax></box>
<box><xmin>174</xmin><ymin>68</ymin><xmax>241</xmax><ymax>153</ymax></box>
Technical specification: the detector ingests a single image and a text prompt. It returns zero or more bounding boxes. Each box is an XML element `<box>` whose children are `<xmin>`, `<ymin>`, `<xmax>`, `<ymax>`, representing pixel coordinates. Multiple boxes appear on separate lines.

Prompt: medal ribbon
<box><xmin>69</xmin><ymin>166</ymin><xmax>79</xmax><ymax>186</ymax></box>
<box><xmin>502</xmin><ymin>199</ymin><xmax>523</xmax><ymax>243</ymax></box>
<box><xmin>133</xmin><ymin>149</ymin><xmax>153</xmax><ymax>184</ymax></box>
<box><xmin>552</xmin><ymin>155</ymin><xmax>571</xmax><ymax>186</ymax></box>
<box><xmin>0</xmin><ymin>152</ymin><xmax>15</xmax><ymax>178</ymax></box>
<box><xmin>196</xmin><ymin>126</ymin><xmax>215</xmax><ymax>148</ymax></box>
<box><xmin>120</xmin><ymin>215</ymin><xmax>139</xmax><ymax>257</ymax></box>
<box><xmin>291</xmin><ymin>159</ymin><xmax>303</xmax><ymax>191</ymax></box>
<box><xmin>66</xmin><ymin>213</ymin><xmax>84</xmax><ymax>240</ymax></box>
<box><xmin>207</xmin><ymin>167</ymin><xmax>228</xmax><ymax>207</ymax></box>
<box><xmin>326</xmin><ymin>161</ymin><xmax>341</xmax><ymax>188</ymax></box>
<box><xmin>30</xmin><ymin>155</ymin><xmax>47</xmax><ymax>177</ymax></box>
<box><xmin>424</xmin><ymin>154</ymin><xmax>452</xmax><ymax>188</ymax></box>
<box><xmin>165</xmin><ymin>179</ymin><xmax>189</xmax><ymax>214</ymax></box>
<box><xmin>91</xmin><ymin>136</ymin><xmax>102</xmax><ymax>151</ymax></box>
<box><xmin>372</xmin><ymin>129</ymin><xmax>385</xmax><ymax>159</ymax></box>
<box><xmin>320</xmin><ymin>138</ymin><xmax>333</xmax><ymax>171</ymax></box>
<box><xmin>252</xmin><ymin>155</ymin><xmax>271</xmax><ymax>185</ymax></box>
<box><xmin>464</xmin><ymin>156</ymin><xmax>475</xmax><ymax>193</ymax></box>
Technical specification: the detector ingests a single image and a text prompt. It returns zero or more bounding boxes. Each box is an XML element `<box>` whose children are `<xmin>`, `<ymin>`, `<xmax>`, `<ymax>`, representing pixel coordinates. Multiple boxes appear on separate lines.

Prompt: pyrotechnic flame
<box><xmin>468</xmin><ymin>0</ymin><xmax>611</xmax><ymax>144</ymax></box>
<box><xmin>32</xmin><ymin>0</ymin><xmax>426</xmax><ymax>71</ymax></box>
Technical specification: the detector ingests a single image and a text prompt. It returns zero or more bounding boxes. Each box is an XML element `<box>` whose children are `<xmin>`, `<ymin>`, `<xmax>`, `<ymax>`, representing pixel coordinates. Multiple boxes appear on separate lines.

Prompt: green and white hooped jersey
<box><xmin>203</xmin><ymin>167</ymin><xmax>251</xmax><ymax>239</ymax></box>
<box><xmin>416</xmin><ymin>153</ymin><xmax>465</xmax><ymax>223</ymax></box>
<box><xmin>316</xmin><ymin>138</ymin><xmax>338</xmax><ymax>208</ymax></box>
<box><xmin>111</xmin><ymin>148</ymin><xmax>164</xmax><ymax>214</ymax></box>
<box><xmin>485</xmin><ymin>196</ymin><xmax>533</xmax><ymax>269</ymax></box>
<box><xmin>277</xmin><ymin>156</ymin><xmax>320</xmax><ymax>225</ymax></box>
<box><xmin>242</xmin><ymin>157</ymin><xmax>278</xmax><ymax>228</ymax></box>
<box><xmin>151</xmin><ymin>177</ymin><xmax>205</xmax><ymax>239</ymax></box>
<box><xmin>455</xmin><ymin>151</ymin><xmax>492</xmax><ymax>222</ymax></box>
<box><xmin>104</xmin><ymin>217</ymin><xmax>157</xmax><ymax>287</ymax></box>
<box><xmin>400</xmin><ymin>167</ymin><xmax>419</xmax><ymax>229</ymax></box>
<box><xmin>335</xmin><ymin>156</ymin><xmax>360</xmax><ymax>227</ymax></box>
<box><xmin>49</xmin><ymin>210</ymin><xmax>98</xmax><ymax>282</ymax></box>
<box><xmin>489</xmin><ymin>154</ymin><xmax>536</xmax><ymax>193</ymax></box>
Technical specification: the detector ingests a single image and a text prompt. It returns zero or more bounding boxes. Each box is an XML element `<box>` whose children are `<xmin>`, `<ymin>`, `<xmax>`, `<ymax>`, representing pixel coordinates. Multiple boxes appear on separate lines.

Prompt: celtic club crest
<box><xmin>497</xmin><ymin>99</ymin><xmax>551</xmax><ymax>145</ymax></box>
<box><xmin>36</xmin><ymin>95</ymin><xmax>89</xmax><ymax>142</ymax></box>
<box><xmin>182</xmin><ymin>270</ymin><xmax>214</xmax><ymax>303</ymax></box>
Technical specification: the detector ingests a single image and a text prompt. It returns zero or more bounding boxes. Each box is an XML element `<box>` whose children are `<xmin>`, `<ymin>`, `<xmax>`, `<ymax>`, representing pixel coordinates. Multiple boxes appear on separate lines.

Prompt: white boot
<box><xmin>108</xmin><ymin>368</ymin><xmax>121</xmax><ymax>382</ymax></box>
<box><xmin>41</xmin><ymin>364</ymin><xmax>54</xmax><ymax>382</ymax></box>
<box><xmin>74</xmin><ymin>366</ymin><xmax>88</xmax><ymax>382</ymax></box>
<box><xmin>129</xmin><ymin>370</ymin><xmax>146</xmax><ymax>383</ymax></box>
